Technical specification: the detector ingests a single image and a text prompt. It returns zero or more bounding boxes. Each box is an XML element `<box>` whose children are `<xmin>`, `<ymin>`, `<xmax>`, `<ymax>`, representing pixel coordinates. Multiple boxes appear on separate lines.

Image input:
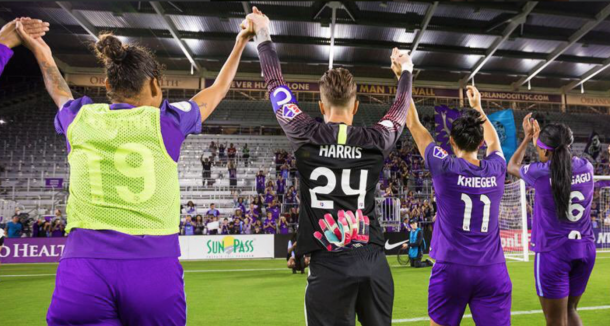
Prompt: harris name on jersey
<box><xmin>319</xmin><ymin>144</ymin><xmax>363</xmax><ymax>159</ymax></box>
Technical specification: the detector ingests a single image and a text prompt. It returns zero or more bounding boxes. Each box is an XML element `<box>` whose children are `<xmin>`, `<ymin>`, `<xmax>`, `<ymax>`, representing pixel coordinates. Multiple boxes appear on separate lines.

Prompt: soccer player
<box><xmin>508</xmin><ymin>114</ymin><xmax>595</xmax><ymax>325</ymax></box>
<box><xmin>248</xmin><ymin>7</ymin><xmax>412</xmax><ymax>325</ymax></box>
<box><xmin>405</xmin><ymin>85</ymin><xmax>511</xmax><ymax>326</ymax></box>
<box><xmin>16</xmin><ymin>19</ymin><xmax>255</xmax><ymax>325</ymax></box>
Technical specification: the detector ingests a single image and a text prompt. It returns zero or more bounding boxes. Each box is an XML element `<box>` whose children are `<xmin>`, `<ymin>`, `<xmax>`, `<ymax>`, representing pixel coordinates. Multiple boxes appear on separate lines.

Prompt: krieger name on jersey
<box><xmin>319</xmin><ymin>144</ymin><xmax>363</xmax><ymax>159</ymax></box>
<box><xmin>457</xmin><ymin>175</ymin><xmax>498</xmax><ymax>188</ymax></box>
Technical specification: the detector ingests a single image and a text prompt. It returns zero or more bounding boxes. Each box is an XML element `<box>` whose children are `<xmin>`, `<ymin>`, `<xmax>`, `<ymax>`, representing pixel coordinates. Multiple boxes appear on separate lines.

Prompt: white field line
<box><xmin>3</xmin><ymin>254</ymin><xmax>610</xmax><ymax>277</ymax></box>
<box><xmin>392</xmin><ymin>306</ymin><xmax>610</xmax><ymax>323</ymax></box>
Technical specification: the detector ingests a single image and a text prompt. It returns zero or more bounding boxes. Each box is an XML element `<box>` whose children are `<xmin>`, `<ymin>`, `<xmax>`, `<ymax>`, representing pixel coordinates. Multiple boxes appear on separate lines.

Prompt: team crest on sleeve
<box><xmin>171</xmin><ymin>101</ymin><xmax>192</xmax><ymax>112</ymax></box>
<box><xmin>281</xmin><ymin>104</ymin><xmax>302</xmax><ymax>120</ymax></box>
<box><xmin>433</xmin><ymin>146</ymin><xmax>448</xmax><ymax>159</ymax></box>
<box><xmin>523</xmin><ymin>164</ymin><xmax>530</xmax><ymax>174</ymax></box>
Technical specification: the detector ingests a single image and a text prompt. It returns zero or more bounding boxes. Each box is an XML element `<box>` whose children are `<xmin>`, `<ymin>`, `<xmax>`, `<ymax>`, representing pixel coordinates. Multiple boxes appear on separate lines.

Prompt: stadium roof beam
<box><xmin>55</xmin><ymin>2</ymin><xmax>99</xmax><ymax>40</ymax></box>
<box><xmin>13</xmin><ymin>2</ymin><xmax>610</xmax><ymax>47</ymax></box>
<box><xmin>51</xmin><ymin>26</ymin><xmax>610</xmax><ymax>66</ymax></box>
<box><xmin>512</xmin><ymin>4</ymin><xmax>610</xmax><ymax>90</ymax></box>
<box><xmin>462</xmin><ymin>2</ymin><xmax>537</xmax><ymax>84</ymax></box>
<box><xmin>52</xmin><ymin>48</ymin><xmax>609</xmax><ymax>83</ymax></box>
<box><xmin>150</xmin><ymin>1</ymin><xmax>202</xmax><ymax>72</ymax></box>
<box><xmin>411</xmin><ymin>2</ymin><xmax>438</xmax><ymax>55</ymax></box>
<box><xmin>563</xmin><ymin>58</ymin><xmax>610</xmax><ymax>92</ymax></box>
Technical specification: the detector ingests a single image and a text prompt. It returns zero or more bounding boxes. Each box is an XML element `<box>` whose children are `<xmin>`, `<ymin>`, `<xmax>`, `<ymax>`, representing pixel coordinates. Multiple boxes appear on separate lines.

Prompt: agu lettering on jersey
<box><xmin>425</xmin><ymin>143</ymin><xmax>507</xmax><ymax>266</ymax></box>
<box><xmin>258</xmin><ymin>41</ymin><xmax>413</xmax><ymax>255</ymax></box>
<box><xmin>520</xmin><ymin>157</ymin><xmax>595</xmax><ymax>252</ymax></box>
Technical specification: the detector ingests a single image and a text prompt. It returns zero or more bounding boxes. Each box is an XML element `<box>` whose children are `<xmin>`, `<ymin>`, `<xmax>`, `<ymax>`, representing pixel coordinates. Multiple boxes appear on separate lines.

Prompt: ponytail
<box><xmin>539</xmin><ymin>123</ymin><xmax>574</xmax><ymax>221</ymax></box>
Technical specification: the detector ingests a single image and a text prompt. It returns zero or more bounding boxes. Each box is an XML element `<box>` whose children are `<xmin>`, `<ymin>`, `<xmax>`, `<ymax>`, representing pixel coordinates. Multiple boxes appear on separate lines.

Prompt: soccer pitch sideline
<box><xmin>1</xmin><ymin>254</ymin><xmax>609</xmax><ymax>325</ymax></box>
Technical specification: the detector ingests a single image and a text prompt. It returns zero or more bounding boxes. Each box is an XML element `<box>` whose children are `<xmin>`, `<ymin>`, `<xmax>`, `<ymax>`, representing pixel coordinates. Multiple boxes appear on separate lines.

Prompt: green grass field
<box><xmin>1</xmin><ymin>253</ymin><xmax>609</xmax><ymax>325</ymax></box>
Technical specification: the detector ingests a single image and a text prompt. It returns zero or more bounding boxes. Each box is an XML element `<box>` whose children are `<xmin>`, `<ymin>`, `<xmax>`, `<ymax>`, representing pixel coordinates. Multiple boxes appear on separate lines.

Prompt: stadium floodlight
<box><xmin>581</xmin><ymin>83</ymin><xmax>585</xmax><ymax>94</ymax></box>
<box><xmin>0</xmin><ymin>119</ymin><xmax>5</xmax><ymax>124</ymax></box>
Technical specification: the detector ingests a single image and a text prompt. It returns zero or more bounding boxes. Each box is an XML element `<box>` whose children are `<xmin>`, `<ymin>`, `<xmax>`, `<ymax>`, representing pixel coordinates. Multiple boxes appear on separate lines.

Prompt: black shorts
<box><xmin>305</xmin><ymin>245</ymin><xmax>393</xmax><ymax>326</ymax></box>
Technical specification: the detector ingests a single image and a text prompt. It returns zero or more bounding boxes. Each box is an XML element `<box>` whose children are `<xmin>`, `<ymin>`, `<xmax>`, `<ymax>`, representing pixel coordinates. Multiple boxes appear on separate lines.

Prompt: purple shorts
<box><xmin>47</xmin><ymin>257</ymin><xmax>186</xmax><ymax>326</ymax></box>
<box><xmin>428</xmin><ymin>262</ymin><xmax>512</xmax><ymax>326</ymax></box>
<box><xmin>534</xmin><ymin>240</ymin><xmax>596</xmax><ymax>299</ymax></box>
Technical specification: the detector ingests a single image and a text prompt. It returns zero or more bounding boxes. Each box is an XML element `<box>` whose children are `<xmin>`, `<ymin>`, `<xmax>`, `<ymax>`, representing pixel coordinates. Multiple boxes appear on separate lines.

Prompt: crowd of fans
<box><xmin>1</xmin><ymin>208</ymin><xmax>66</xmax><ymax>238</ymax></box>
<box><xmin>5</xmin><ymin>134</ymin><xmax>609</xmax><ymax>238</ymax></box>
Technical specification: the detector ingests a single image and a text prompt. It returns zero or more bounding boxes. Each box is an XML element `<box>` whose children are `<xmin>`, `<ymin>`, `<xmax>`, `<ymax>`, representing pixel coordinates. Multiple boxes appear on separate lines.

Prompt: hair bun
<box><xmin>96</xmin><ymin>33</ymin><xmax>127</xmax><ymax>63</ymax></box>
<box><xmin>460</xmin><ymin>109</ymin><xmax>485</xmax><ymax>128</ymax></box>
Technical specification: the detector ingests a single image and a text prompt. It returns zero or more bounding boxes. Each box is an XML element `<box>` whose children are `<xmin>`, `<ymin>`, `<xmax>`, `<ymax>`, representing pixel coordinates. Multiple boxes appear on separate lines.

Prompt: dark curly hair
<box><xmin>95</xmin><ymin>33</ymin><xmax>163</xmax><ymax>102</ymax></box>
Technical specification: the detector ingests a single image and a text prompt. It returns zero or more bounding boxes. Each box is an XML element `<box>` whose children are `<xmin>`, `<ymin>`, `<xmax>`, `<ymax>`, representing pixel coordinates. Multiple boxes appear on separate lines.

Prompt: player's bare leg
<box><xmin>430</xmin><ymin>319</ymin><xmax>444</xmax><ymax>326</ymax></box>
<box><xmin>539</xmin><ymin>296</ymin><xmax>569</xmax><ymax>326</ymax></box>
<box><xmin>567</xmin><ymin>295</ymin><xmax>583</xmax><ymax>326</ymax></box>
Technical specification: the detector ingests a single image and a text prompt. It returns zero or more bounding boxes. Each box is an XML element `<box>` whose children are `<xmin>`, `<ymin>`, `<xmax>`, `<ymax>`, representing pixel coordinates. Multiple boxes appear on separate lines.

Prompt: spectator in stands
<box><xmin>32</xmin><ymin>217</ymin><xmax>48</xmax><ymax>238</ymax></box>
<box><xmin>207</xmin><ymin>216</ymin><xmax>219</xmax><ymax>235</ymax></box>
<box><xmin>605</xmin><ymin>214</ymin><xmax>610</xmax><ymax>227</ymax></box>
<box><xmin>268</xmin><ymin>199</ymin><xmax>281</xmax><ymax>220</ymax></box>
<box><xmin>50</xmin><ymin>219</ymin><xmax>65</xmax><ymax>237</ymax></box>
<box><xmin>276</xmin><ymin>175</ymin><xmax>286</xmax><ymax>202</ymax></box>
<box><xmin>227</xmin><ymin>143</ymin><xmax>236</xmax><ymax>160</ymax></box>
<box><xmin>206</xmin><ymin>204</ymin><xmax>219</xmax><ymax>217</ymax></box>
<box><xmin>242</xmin><ymin>144</ymin><xmax>250</xmax><ymax>167</ymax></box>
<box><xmin>218</xmin><ymin>143</ymin><xmax>226</xmax><ymax>164</ymax></box>
<box><xmin>280</xmin><ymin>162</ymin><xmax>290</xmax><ymax>180</ymax></box>
<box><xmin>201</xmin><ymin>155</ymin><xmax>212</xmax><ymax>186</ymax></box>
<box><xmin>221</xmin><ymin>218</ymin><xmax>230</xmax><ymax>235</ymax></box>
<box><xmin>194</xmin><ymin>215</ymin><xmax>204</xmax><ymax>235</ymax></box>
<box><xmin>278</xmin><ymin>216</ymin><xmax>289</xmax><ymax>234</ymax></box>
<box><xmin>251</xmin><ymin>196</ymin><xmax>264</xmax><ymax>217</ymax></box>
<box><xmin>263</xmin><ymin>211</ymin><xmax>276</xmax><ymax>234</ymax></box>
<box><xmin>264</xmin><ymin>187</ymin><xmax>276</xmax><ymax>207</ymax></box>
<box><xmin>253</xmin><ymin>221</ymin><xmax>263</xmax><ymax>234</ymax></box>
<box><xmin>287</xmin><ymin>206</ymin><xmax>299</xmax><ymax>225</ymax></box>
<box><xmin>256</xmin><ymin>170</ymin><xmax>266</xmax><ymax>194</ymax></box>
<box><xmin>181</xmin><ymin>215</ymin><xmax>194</xmax><ymax>236</ymax></box>
<box><xmin>591</xmin><ymin>215</ymin><xmax>599</xmax><ymax>229</ymax></box>
<box><xmin>209</xmin><ymin>141</ymin><xmax>218</xmax><ymax>165</ymax></box>
<box><xmin>232</xmin><ymin>208</ymin><xmax>243</xmax><ymax>221</ymax></box>
<box><xmin>243</xmin><ymin>215</ymin><xmax>253</xmax><ymax>234</ymax></box>
<box><xmin>185</xmin><ymin>201</ymin><xmax>197</xmax><ymax>215</ymax></box>
<box><xmin>233</xmin><ymin>195</ymin><xmax>247</xmax><ymax>214</ymax></box>
<box><xmin>53</xmin><ymin>209</ymin><xmax>65</xmax><ymax>223</ymax></box>
<box><xmin>246</xmin><ymin>203</ymin><xmax>260</xmax><ymax>221</ymax></box>
<box><xmin>228</xmin><ymin>160</ymin><xmax>237</xmax><ymax>187</ymax></box>
<box><xmin>5</xmin><ymin>215</ymin><xmax>22</xmax><ymax>238</ymax></box>
<box><xmin>591</xmin><ymin>202</ymin><xmax>599</xmax><ymax>228</ymax></box>
<box><xmin>229</xmin><ymin>220</ymin><xmax>240</xmax><ymax>234</ymax></box>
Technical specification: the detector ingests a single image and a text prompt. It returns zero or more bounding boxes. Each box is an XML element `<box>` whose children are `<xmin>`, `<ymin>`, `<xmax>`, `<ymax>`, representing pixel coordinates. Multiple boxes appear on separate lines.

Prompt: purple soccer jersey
<box><xmin>425</xmin><ymin>143</ymin><xmax>507</xmax><ymax>266</ymax></box>
<box><xmin>0</xmin><ymin>44</ymin><xmax>13</xmax><ymax>77</ymax></box>
<box><xmin>520</xmin><ymin>156</ymin><xmax>595</xmax><ymax>252</ymax></box>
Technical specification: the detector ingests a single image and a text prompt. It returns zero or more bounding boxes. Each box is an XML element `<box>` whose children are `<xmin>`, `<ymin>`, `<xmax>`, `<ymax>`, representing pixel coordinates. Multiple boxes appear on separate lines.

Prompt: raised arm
<box><xmin>16</xmin><ymin>20</ymin><xmax>72</xmax><ymax>109</ymax></box>
<box><xmin>405</xmin><ymin>99</ymin><xmax>434</xmax><ymax>158</ymax></box>
<box><xmin>466</xmin><ymin>86</ymin><xmax>502</xmax><ymax>156</ymax></box>
<box><xmin>508</xmin><ymin>113</ymin><xmax>537</xmax><ymax>177</ymax></box>
<box><xmin>0</xmin><ymin>18</ymin><xmax>49</xmax><ymax>76</ymax></box>
<box><xmin>190</xmin><ymin>20</ymin><xmax>255</xmax><ymax>122</ymax></box>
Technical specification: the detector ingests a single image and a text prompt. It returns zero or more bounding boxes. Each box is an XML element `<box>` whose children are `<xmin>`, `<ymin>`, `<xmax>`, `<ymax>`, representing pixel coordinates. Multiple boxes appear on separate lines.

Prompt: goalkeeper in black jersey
<box><xmin>249</xmin><ymin>7</ymin><xmax>413</xmax><ymax>326</ymax></box>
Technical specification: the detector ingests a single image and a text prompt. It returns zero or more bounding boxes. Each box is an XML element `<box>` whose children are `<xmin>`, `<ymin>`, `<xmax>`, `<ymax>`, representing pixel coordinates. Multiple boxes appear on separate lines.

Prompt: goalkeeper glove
<box><xmin>313</xmin><ymin>210</ymin><xmax>370</xmax><ymax>252</ymax></box>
